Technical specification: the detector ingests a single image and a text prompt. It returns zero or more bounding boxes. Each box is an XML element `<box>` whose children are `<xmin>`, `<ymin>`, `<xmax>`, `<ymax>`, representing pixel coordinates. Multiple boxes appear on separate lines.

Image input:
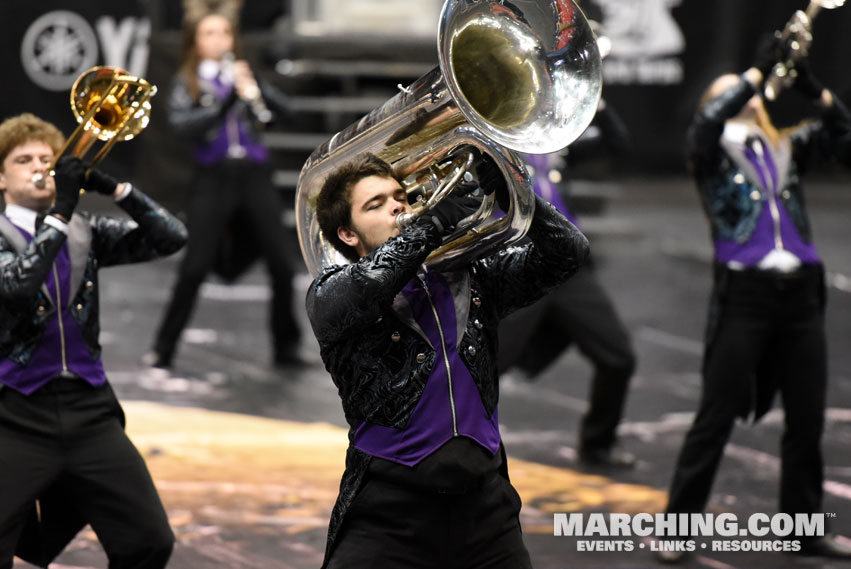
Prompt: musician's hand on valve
<box><xmin>476</xmin><ymin>154</ymin><xmax>510</xmax><ymax>212</ymax></box>
<box><xmin>425</xmin><ymin>193</ymin><xmax>481</xmax><ymax>235</ymax></box>
<box><xmin>85</xmin><ymin>167</ymin><xmax>120</xmax><ymax>196</ymax></box>
<box><xmin>49</xmin><ymin>156</ymin><xmax>85</xmax><ymax>221</ymax></box>
<box><xmin>792</xmin><ymin>58</ymin><xmax>825</xmax><ymax>100</ymax></box>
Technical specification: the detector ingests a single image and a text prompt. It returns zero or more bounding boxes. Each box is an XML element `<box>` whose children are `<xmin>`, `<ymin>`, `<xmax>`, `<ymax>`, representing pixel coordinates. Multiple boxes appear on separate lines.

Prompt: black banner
<box><xmin>0</xmin><ymin>2</ymin><xmax>149</xmax><ymax>181</ymax></box>
<box><xmin>3</xmin><ymin>0</ymin><xmax>850</xmax><ymax>184</ymax></box>
<box><xmin>582</xmin><ymin>0</ymin><xmax>851</xmax><ymax>174</ymax></box>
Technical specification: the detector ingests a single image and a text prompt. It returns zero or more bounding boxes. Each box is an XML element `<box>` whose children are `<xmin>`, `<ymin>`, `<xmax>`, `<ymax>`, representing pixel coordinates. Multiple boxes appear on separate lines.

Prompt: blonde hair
<box><xmin>0</xmin><ymin>113</ymin><xmax>64</xmax><ymax>171</ymax></box>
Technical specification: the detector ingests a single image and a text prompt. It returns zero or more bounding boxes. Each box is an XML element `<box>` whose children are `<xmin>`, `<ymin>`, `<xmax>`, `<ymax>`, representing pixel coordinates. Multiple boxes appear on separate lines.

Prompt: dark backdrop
<box><xmin>2</xmin><ymin>0</ymin><xmax>850</xmax><ymax>207</ymax></box>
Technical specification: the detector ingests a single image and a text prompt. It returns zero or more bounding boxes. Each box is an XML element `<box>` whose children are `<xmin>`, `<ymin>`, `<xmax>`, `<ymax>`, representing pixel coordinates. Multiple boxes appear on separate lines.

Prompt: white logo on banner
<box><xmin>21</xmin><ymin>10</ymin><xmax>151</xmax><ymax>92</ymax></box>
<box><xmin>596</xmin><ymin>0</ymin><xmax>685</xmax><ymax>85</ymax></box>
<box><xmin>21</xmin><ymin>11</ymin><xmax>98</xmax><ymax>91</ymax></box>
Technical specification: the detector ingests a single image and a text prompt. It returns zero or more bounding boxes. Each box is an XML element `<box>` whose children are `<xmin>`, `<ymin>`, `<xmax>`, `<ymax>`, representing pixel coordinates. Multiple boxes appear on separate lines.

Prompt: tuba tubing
<box><xmin>296</xmin><ymin>0</ymin><xmax>602</xmax><ymax>276</ymax></box>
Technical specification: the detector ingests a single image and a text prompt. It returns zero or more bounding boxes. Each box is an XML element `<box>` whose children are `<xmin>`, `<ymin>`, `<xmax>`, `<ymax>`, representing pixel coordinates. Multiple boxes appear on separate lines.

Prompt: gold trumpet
<box><xmin>764</xmin><ymin>0</ymin><xmax>845</xmax><ymax>101</ymax></box>
<box><xmin>33</xmin><ymin>66</ymin><xmax>157</xmax><ymax>189</ymax></box>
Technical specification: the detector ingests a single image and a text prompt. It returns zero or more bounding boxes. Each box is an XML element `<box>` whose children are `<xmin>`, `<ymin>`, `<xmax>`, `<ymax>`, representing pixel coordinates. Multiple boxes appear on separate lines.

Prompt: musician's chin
<box><xmin>32</xmin><ymin>181</ymin><xmax>54</xmax><ymax>192</ymax></box>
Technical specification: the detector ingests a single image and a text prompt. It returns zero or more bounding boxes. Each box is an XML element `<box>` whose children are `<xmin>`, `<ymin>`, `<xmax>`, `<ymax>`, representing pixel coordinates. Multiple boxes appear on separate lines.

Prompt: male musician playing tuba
<box><xmin>658</xmin><ymin>37</ymin><xmax>851</xmax><ymax>562</ymax></box>
<box><xmin>307</xmin><ymin>152</ymin><xmax>588</xmax><ymax>568</ymax></box>
<box><xmin>0</xmin><ymin>113</ymin><xmax>186</xmax><ymax>568</ymax></box>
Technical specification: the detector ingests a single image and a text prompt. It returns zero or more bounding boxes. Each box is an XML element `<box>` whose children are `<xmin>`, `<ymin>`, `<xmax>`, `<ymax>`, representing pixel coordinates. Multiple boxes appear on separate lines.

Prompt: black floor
<box><xmin>14</xmin><ymin>176</ymin><xmax>851</xmax><ymax>569</ymax></box>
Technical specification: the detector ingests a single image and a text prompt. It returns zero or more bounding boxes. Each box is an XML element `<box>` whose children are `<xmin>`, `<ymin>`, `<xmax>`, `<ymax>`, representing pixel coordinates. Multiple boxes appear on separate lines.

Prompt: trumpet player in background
<box><xmin>0</xmin><ymin>113</ymin><xmax>186</xmax><ymax>568</ymax></box>
<box><xmin>657</xmin><ymin>34</ymin><xmax>851</xmax><ymax>563</ymax></box>
<box><xmin>146</xmin><ymin>0</ymin><xmax>306</xmax><ymax>372</ymax></box>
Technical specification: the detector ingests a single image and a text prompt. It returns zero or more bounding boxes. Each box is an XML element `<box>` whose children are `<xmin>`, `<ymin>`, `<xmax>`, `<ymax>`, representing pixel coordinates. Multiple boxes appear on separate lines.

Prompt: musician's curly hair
<box><xmin>314</xmin><ymin>153</ymin><xmax>395</xmax><ymax>263</ymax></box>
<box><xmin>0</xmin><ymin>113</ymin><xmax>64</xmax><ymax>171</ymax></box>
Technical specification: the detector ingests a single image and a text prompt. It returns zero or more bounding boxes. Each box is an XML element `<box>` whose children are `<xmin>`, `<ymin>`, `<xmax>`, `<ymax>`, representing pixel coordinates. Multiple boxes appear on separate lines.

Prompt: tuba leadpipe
<box><xmin>295</xmin><ymin>0</ymin><xmax>602</xmax><ymax>277</ymax></box>
<box><xmin>763</xmin><ymin>0</ymin><xmax>845</xmax><ymax>101</ymax></box>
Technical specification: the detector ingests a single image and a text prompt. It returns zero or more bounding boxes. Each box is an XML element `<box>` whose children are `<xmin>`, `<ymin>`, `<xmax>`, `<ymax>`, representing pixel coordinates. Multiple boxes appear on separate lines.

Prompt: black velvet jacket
<box><xmin>0</xmin><ymin>187</ymin><xmax>188</xmax><ymax>369</ymax></box>
<box><xmin>306</xmin><ymin>195</ymin><xmax>589</xmax><ymax>564</ymax></box>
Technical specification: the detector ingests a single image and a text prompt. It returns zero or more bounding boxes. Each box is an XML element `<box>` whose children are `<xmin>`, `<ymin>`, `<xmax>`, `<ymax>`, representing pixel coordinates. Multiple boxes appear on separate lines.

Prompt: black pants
<box><xmin>325</xmin><ymin>470</ymin><xmax>532</xmax><ymax>569</ymax></box>
<box><xmin>153</xmin><ymin>160</ymin><xmax>300</xmax><ymax>365</ymax></box>
<box><xmin>0</xmin><ymin>380</ymin><xmax>173</xmax><ymax>569</ymax></box>
<box><xmin>667</xmin><ymin>266</ymin><xmax>826</xmax><ymax>517</ymax></box>
<box><xmin>498</xmin><ymin>265</ymin><xmax>636</xmax><ymax>451</ymax></box>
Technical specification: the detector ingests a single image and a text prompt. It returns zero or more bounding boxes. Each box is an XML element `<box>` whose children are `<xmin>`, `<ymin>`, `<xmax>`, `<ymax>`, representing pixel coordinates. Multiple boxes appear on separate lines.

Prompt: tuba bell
<box><xmin>763</xmin><ymin>0</ymin><xmax>845</xmax><ymax>101</ymax></box>
<box><xmin>295</xmin><ymin>0</ymin><xmax>602</xmax><ymax>276</ymax></box>
<box><xmin>33</xmin><ymin>66</ymin><xmax>157</xmax><ymax>189</ymax></box>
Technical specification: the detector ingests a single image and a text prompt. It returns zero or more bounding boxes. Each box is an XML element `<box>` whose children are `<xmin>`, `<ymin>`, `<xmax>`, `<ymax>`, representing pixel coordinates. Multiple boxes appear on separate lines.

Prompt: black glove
<box><xmin>85</xmin><ymin>167</ymin><xmax>119</xmax><ymax>195</ymax></box>
<box><xmin>427</xmin><ymin>192</ymin><xmax>480</xmax><ymax>234</ymax></box>
<box><xmin>793</xmin><ymin>58</ymin><xmax>824</xmax><ymax>100</ymax></box>
<box><xmin>752</xmin><ymin>33</ymin><xmax>781</xmax><ymax>78</ymax></box>
<box><xmin>475</xmin><ymin>154</ymin><xmax>509</xmax><ymax>212</ymax></box>
<box><xmin>48</xmin><ymin>156</ymin><xmax>85</xmax><ymax>220</ymax></box>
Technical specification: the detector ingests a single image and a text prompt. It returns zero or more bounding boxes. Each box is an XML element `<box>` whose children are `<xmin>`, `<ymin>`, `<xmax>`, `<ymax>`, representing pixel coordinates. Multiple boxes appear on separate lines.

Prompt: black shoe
<box><xmin>140</xmin><ymin>351</ymin><xmax>171</xmax><ymax>370</ymax></box>
<box><xmin>797</xmin><ymin>534</ymin><xmax>851</xmax><ymax>558</ymax></box>
<box><xmin>578</xmin><ymin>445</ymin><xmax>636</xmax><ymax>468</ymax></box>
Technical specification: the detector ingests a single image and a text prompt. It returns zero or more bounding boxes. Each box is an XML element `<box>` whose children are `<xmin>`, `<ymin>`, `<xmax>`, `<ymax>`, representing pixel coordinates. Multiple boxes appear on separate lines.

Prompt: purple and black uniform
<box><xmin>0</xmin><ymin>188</ymin><xmax>186</xmax><ymax>568</ymax></box>
<box><xmin>665</xmin><ymin>74</ymin><xmax>851</xmax><ymax>545</ymax></box>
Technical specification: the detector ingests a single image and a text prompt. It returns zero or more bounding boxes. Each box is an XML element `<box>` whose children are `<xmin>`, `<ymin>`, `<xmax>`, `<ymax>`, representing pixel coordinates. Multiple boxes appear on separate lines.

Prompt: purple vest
<box><xmin>352</xmin><ymin>270</ymin><xmax>501</xmax><ymax>466</ymax></box>
<box><xmin>714</xmin><ymin>130</ymin><xmax>820</xmax><ymax>266</ymax></box>
<box><xmin>714</xmin><ymin>205</ymin><xmax>821</xmax><ymax>266</ymax></box>
<box><xmin>0</xmin><ymin>221</ymin><xmax>107</xmax><ymax>394</ymax></box>
<box><xmin>193</xmin><ymin>75</ymin><xmax>269</xmax><ymax>166</ymax></box>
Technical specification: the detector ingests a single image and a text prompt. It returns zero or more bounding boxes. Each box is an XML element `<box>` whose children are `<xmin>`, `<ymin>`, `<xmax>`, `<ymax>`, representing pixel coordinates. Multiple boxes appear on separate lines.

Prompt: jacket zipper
<box><xmin>419</xmin><ymin>275</ymin><xmax>459</xmax><ymax>437</ymax></box>
<box><xmin>52</xmin><ymin>263</ymin><xmax>69</xmax><ymax>372</ymax></box>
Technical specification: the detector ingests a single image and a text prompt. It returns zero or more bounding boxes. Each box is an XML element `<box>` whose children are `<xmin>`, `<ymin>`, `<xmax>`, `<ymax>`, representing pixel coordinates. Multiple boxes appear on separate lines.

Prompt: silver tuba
<box><xmin>764</xmin><ymin>0</ymin><xmax>845</xmax><ymax>101</ymax></box>
<box><xmin>295</xmin><ymin>0</ymin><xmax>602</xmax><ymax>277</ymax></box>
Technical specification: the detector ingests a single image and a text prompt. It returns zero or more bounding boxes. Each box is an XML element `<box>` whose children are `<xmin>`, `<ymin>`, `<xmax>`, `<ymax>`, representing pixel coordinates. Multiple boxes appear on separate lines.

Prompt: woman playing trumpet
<box><xmin>146</xmin><ymin>1</ymin><xmax>305</xmax><ymax>371</ymax></box>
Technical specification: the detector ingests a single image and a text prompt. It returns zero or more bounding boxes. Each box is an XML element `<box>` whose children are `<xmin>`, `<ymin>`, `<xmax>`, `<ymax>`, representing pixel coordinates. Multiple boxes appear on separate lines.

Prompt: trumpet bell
<box><xmin>813</xmin><ymin>0</ymin><xmax>844</xmax><ymax>9</ymax></box>
<box><xmin>31</xmin><ymin>66</ymin><xmax>157</xmax><ymax>190</ymax></box>
<box><xmin>70</xmin><ymin>66</ymin><xmax>156</xmax><ymax>142</ymax></box>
